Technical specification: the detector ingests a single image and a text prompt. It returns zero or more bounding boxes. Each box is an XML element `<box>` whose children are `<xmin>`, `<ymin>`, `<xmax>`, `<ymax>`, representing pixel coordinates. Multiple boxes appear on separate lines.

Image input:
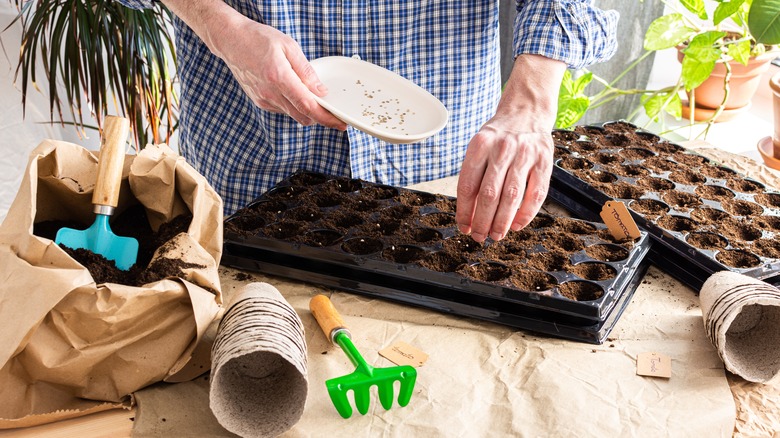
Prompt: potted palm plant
<box><xmin>557</xmin><ymin>0</ymin><xmax>780</xmax><ymax>132</ymax></box>
<box><xmin>6</xmin><ymin>0</ymin><xmax>177</xmax><ymax>149</ymax></box>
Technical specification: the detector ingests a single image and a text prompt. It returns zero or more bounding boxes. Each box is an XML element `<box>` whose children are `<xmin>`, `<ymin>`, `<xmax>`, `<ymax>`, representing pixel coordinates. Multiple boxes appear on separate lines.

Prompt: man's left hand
<box><xmin>456</xmin><ymin>54</ymin><xmax>566</xmax><ymax>243</ymax></box>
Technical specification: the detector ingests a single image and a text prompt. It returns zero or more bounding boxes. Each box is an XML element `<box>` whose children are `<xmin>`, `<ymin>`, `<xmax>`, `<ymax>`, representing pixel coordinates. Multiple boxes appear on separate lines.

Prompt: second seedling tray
<box><xmin>549</xmin><ymin>121</ymin><xmax>780</xmax><ymax>291</ymax></box>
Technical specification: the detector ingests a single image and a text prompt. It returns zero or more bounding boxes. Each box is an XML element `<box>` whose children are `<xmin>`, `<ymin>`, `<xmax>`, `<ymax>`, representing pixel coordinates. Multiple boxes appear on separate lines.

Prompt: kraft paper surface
<box><xmin>692</xmin><ymin>146</ymin><xmax>780</xmax><ymax>437</ymax></box>
<box><xmin>0</xmin><ymin>141</ymin><xmax>223</xmax><ymax>428</ymax></box>
<box><xmin>10</xmin><ymin>145</ymin><xmax>778</xmax><ymax>436</ymax></box>
<box><xmin>131</xmin><ymin>175</ymin><xmax>737</xmax><ymax>437</ymax></box>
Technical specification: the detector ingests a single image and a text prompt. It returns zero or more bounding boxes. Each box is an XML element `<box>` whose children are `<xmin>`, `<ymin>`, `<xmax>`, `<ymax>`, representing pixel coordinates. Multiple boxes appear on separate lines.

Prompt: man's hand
<box><xmin>163</xmin><ymin>0</ymin><xmax>346</xmax><ymax>130</ymax></box>
<box><xmin>456</xmin><ymin>54</ymin><xmax>566</xmax><ymax>243</ymax></box>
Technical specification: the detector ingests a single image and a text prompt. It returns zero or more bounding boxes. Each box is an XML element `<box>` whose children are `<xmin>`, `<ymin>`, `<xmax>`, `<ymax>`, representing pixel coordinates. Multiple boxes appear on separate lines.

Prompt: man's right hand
<box><xmin>163</xmin><ymin>0</ymin><xmax>347</xmax><ymax>130</ymax></box>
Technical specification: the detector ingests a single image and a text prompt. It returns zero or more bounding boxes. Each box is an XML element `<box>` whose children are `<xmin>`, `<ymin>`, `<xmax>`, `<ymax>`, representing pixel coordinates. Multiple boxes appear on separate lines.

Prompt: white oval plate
<box><xmin>310</xmin><ymin>56</ymin><xmax>448</xmax><ymax>144</ymax></box>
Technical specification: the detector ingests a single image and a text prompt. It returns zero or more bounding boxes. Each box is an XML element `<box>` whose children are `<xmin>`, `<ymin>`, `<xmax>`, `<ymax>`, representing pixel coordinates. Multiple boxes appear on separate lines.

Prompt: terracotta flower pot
<box><xmin>677</xmin><ymin>48</ymin><xmax>777</xmax><ymax>111</ymax></box>
<box><xmin>771</xmin><ymin>71</ymin><xmax>780</xmax><ymax>156</ymax></box>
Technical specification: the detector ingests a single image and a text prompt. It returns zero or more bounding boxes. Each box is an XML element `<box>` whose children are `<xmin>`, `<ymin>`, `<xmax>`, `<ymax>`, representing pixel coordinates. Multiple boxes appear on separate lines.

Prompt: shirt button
<box><xmin>351</xmin><ymin>54</ymin><xmax>361</xmax><ymax>60</ymax></box>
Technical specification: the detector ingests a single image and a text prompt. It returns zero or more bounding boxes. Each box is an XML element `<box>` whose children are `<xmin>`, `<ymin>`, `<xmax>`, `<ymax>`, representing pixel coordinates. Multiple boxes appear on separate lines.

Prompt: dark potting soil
<box><xmin>34</xmin><ymin>204</ymin><xmax>200</xmax><ymax>286</ymax></box>
<box><xmin>552</xmin><ymin>121</ymin><xmax>780</xmax><ymax>271</ymax></box>
<box><xmin>225</xmin><ymin>172</ymin><xmax>642</xmax><ymax>303</ymax></box>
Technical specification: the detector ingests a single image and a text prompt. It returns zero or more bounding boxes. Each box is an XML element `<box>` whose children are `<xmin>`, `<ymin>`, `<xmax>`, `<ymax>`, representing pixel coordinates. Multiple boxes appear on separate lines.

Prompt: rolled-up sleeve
<box><xmin>116</xmin><ymin>0</ymin><xmax>157</xmax><ymax>9</ymax></box>
<box><xmin>514</xmin><ymin>0</ymin><xmax>619</xmax><ymax>70</ymax></box>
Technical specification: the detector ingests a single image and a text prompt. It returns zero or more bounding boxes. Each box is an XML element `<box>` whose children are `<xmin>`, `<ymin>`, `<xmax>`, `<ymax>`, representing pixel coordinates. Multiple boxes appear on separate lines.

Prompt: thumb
<box><xmin>286</xmin><ymin>47</ymin><xmax>327</xmax><ymax>97</ymax></box>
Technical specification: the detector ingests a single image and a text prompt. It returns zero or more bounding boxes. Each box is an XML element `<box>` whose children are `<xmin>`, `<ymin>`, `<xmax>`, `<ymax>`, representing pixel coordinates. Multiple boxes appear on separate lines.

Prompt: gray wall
<box><xmin>499</xmin><ymin>0</ymin><xmax>665</xmax><ymax>124</ymax></box>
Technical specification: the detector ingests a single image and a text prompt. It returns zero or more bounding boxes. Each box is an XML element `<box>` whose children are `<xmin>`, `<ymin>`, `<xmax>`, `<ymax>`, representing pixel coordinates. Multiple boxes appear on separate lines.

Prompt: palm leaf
<box><xmin>7</xmin><ymin>0</ymin><xmax>178</xmax><ymax>149</ymax></box>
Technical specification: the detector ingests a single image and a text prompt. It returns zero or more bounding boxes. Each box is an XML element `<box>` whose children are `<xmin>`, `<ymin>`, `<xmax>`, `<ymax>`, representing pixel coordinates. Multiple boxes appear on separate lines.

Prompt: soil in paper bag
<box><xmin>34</xmin><ymin>204</ymin><xmax>203</xmax><ymax>286</ymax></box>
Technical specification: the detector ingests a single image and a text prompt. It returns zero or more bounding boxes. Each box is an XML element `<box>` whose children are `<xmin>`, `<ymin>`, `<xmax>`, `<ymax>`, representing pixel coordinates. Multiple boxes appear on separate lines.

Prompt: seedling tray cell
<box><xmin>549</xmin><ymin>121</ymin><xmax>780</xmax><ymax>290</ymax></box>
<box><xmin>222</xmin><ymin>171</ymin><xmax>652</xmax><ymax>344</ymax></box>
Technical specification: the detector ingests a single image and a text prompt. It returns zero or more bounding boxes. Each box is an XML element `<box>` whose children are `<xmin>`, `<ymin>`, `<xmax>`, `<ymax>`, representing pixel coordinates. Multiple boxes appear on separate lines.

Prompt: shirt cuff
<box><xmin>514</xmin><ymin>0</ymin><xmax>619</xmax><ymax>70</ymax></box>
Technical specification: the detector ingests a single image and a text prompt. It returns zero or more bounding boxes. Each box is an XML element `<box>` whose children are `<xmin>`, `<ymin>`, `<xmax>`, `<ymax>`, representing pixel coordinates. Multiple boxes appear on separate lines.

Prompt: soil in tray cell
<box><xmin>552</xmin><ymin>121</ymin><xmax>780</xmax><ymax>274</ymax></box>
<box><xmin>224</xmin><ymin>171</ymin><xmax>647</xmax><ymax>307</ymax></box>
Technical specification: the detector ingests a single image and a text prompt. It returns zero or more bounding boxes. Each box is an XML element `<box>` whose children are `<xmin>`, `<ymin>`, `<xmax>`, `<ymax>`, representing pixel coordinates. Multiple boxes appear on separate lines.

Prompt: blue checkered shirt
<box><xmin>119</xmin><ymin>1</ymin><xmax>618</xmax><ymax>215</ymax></box>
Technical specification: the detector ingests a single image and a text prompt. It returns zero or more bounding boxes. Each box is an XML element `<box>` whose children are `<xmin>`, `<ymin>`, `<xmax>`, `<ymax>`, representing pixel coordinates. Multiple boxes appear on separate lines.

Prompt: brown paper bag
<box><xmin>0</xmin><ymin>140</ymin><xmax>223</xmax><ymax>428</ymax></box>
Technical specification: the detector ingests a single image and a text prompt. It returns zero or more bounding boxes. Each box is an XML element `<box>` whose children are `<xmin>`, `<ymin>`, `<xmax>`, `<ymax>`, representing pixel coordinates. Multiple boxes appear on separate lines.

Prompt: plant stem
<box><xmin>606</xmin><ymin>51</ymin><xmax>655</xmax><ymax>89</ymax></box>
<box><xmin>699</xmin><ymin>61</ymin><xmax>732</xmax><ymax>139</ymax></box>
<box><xmin>589</xmin><ymin>85</ymin><xmax>676</xmax><ymax>110</ymax></box>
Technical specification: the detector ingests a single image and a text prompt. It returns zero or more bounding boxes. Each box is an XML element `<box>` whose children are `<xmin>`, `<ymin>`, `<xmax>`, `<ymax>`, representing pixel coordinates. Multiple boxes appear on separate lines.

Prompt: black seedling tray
<box><xmin>221</xmin><ymin>170</ymin><xmax>652</xmax><ymax>343</ymax></box>
<box><xmin>549</xmin><ymin>121</ymin><xmax>780</xmax><ymax>291</ymax></box>
<box><xmin>222</xmin><ymin>244</ymin><xmax>650</xmax><ymax>344</ymax></box>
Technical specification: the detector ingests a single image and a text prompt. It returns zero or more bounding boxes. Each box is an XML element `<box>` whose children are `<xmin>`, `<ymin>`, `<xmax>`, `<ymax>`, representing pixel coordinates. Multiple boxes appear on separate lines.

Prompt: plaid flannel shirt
<box><xmin>119</xmin><ymin>0</ymin><xmax>618</xmax><ymax>214</ymax></box>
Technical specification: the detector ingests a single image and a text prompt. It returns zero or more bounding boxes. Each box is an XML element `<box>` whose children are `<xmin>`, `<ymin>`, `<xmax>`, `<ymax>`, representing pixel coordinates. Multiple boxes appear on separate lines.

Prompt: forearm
<box><xmin>160</xmin><ymin>0</ymin><xmax>248</xmax><ymax>59</ymax></box>
<box><xmin>160</xmin><ymin>0</ymin><xmax>344</xmax><ymax>129</ymax></box>
<box><xmin>115</xmin><ymin>0</ymin><xmax>158</xmax><ymax>9</ymax></box>
<box><xmin>497</xmin><ymin>54</ymin><xmax>567</xmax><ymax>131</ymax></box>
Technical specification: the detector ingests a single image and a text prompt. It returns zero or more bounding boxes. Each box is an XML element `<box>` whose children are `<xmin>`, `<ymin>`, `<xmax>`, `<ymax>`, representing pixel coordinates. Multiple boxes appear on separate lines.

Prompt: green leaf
<box><xmin>681</xmin><ymin>57</ymin><xmax>717</xmax><ymax>91</ymax></box>
<box><xmin>681</xmin><ymin>31</ymin><xmax>726</xmax><ymax>91</ymax></box>
<box><xmin>685</xmin><ymin>30</ymin><xmax>728</xmax><ymax>56</ymax></box>
<box><xmin>727</xmin><ymin>39</ymin><xmax>751</xmax><ymax>65</ymax></box>
<box><xmin>664</xmin><ymin>93</ymin><xmax>683</xmax><ymax>119</ymax></box>
<box><xmin>680</xmin><ymin>31</ymin><xmax>727</xmax><ymax>91</ymax></box>
<box><xmin>559</xmin><ymin>70</ymin><xmax>575</xmax><ymax>96</ymax></box>
<box><xmin>556</xmin><ymin>96</ymin><xmax>590</xmax><ymax>129</ymax></box>
<box><xmin>641</xmin><ymin>94</ymin><xmax>665</xmax><ymax>121</ymax></box>
<box><xmin>556</xmin><ymin>70</ymin><xmax>592</xmax><ymax>129</ymax></box>
<box><xmin>572</xmin><ymin>72</ymin><xmax>593</xmax><ymax>95</ymax></box>
<box><xmin>681</xmin><ymin>0</ymin><xmax>708</xmax><ymax>19</ymax></box>
<box><xmin>713</xmin><ymin>0</ymin><xmax>746</xmax><ymax>25</ymax></box>
<box><xmin>642</xmin><ymin>92</ymin><xmax>683</xmax><ymax>122</ymax></box>
<box><xmin>644</xmin><ymin>14</ymin><xmax>697</xmax><ymax>51</ymax></box>
<box><xmin>749</xmin><ymin>0</ymin><xmax>780</xmax><ymax>45</ymax></box>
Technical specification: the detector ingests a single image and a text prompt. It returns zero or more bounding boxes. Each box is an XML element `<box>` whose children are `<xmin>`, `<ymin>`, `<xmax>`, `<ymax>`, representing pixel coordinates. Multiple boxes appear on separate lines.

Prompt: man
<box><xmin>119</xmin><ymin>0</ymin><xmax>618</xmax><ymax>242</ymax></box>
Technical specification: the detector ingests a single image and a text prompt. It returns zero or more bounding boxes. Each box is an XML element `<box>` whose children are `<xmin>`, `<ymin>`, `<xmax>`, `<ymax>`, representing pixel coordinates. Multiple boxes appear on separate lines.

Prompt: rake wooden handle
<box><xmin>92</xmin><ymin>116</ymin><xmax>131</xmax><ymax>209</ymax></box>
<box><xmin>310</xmin><ymin>294</ymin><xmax>350</xmax><ymax>344</ymax></box>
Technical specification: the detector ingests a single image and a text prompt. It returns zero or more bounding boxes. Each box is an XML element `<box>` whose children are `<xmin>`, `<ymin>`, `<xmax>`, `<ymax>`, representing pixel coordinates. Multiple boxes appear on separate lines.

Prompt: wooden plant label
<box><xmin>379</xmin><ymin>341</ymin><xmax>429</xmax><ymax>367</ymax></box>
<box><xmin>600</xmin><ymin>200</ymin><xmax>641</xmax><ymax>241</ymax></box>
<box><xmin>636</xmin><ymin>352</ymin><xmax>672</xmax><ymax>378</ymax></box>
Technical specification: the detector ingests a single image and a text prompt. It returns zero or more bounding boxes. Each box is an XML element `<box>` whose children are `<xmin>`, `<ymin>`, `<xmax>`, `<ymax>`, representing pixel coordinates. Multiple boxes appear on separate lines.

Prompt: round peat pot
<box><xmin>700</xmin><ymin>271</ymin><xmax>780</xmax><ymax>383</ymax></box>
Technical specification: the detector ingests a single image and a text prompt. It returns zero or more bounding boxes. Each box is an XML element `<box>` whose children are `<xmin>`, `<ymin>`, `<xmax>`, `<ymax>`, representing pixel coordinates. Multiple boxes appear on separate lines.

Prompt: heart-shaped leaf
<box><xmin>749</xmin><ymin>0</ymin><xmax>780</xmax><ymax>44</ymax></box>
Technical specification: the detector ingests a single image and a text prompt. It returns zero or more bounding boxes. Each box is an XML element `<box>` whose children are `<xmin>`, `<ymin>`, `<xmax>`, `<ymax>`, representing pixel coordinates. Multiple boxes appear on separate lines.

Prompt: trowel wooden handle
<box><xmin>92</xmin><ymin>116</ymin><xmax>130</xmax><ymax>209</ymax></box>
<box><xmin>310</xmin><ymin>295</ymin><xmax>350</xmax><ymax>344</ymax></box>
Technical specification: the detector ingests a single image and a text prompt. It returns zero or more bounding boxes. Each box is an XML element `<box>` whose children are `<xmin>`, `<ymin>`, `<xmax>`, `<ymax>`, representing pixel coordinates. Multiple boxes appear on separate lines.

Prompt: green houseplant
<box><xmin>5</xmin><ymin>0</ymin><xmax>178</xmax><ymax>149</ymax></box>
<box><xmin>557</xmin><ymin>0</ymin><xmax>780</xmax><ymax>133</ymax></box>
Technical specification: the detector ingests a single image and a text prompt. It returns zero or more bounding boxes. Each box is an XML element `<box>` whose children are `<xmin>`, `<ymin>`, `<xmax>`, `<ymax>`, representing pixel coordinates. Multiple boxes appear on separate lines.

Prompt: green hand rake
<box><xmin>310</xmin><ymin>295</ymin><xmax>417</xmax><ymax>419</ymax></box>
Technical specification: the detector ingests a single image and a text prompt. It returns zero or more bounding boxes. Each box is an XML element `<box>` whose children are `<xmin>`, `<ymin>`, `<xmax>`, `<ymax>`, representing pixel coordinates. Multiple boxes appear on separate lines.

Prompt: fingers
<box><xmin>253</xmin><ymin>62</ymin><xmax>345</xmax><ymax>130</ymax></box>
<box><xmin>511</xmin><ymin>164</ymin><xmax>551</xmax><ymax>231</ymax></box>
<box><xmin>466</xmin><ymin>144</ymin><xmax>513</xmax><ymax>243</ymax></box>
<box><xmin>223</xmin><ymin>24</ymin><xmax>346</xmax><ymax>130</ymax></box>
<box><xmin>456</xmin><ymin>130</ymin><xmax>553</xmax><ymax>243</ymax></box>
<box><xmin>283</xmin><ymin>49</ymin><xmax>347</xmax><ymax>130</ymax></box>
<box><xmin>467</xmin><ymin>160</ymin><xmax>522</xmax><ymax>243</ymax></box>
<box><xmin>455</xmin><ymin>136</ymin><xmax>487</xmax><ymax>237</ymax></box>
<box><xmin>489</xmin><ymin>169</ymin><xmax>526</xmax><ymax>239</ymax></box>
<box><xmin>287</xmin><ymin>48</ymin><xmax>326</xmax><ymax>97</ymax></box>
